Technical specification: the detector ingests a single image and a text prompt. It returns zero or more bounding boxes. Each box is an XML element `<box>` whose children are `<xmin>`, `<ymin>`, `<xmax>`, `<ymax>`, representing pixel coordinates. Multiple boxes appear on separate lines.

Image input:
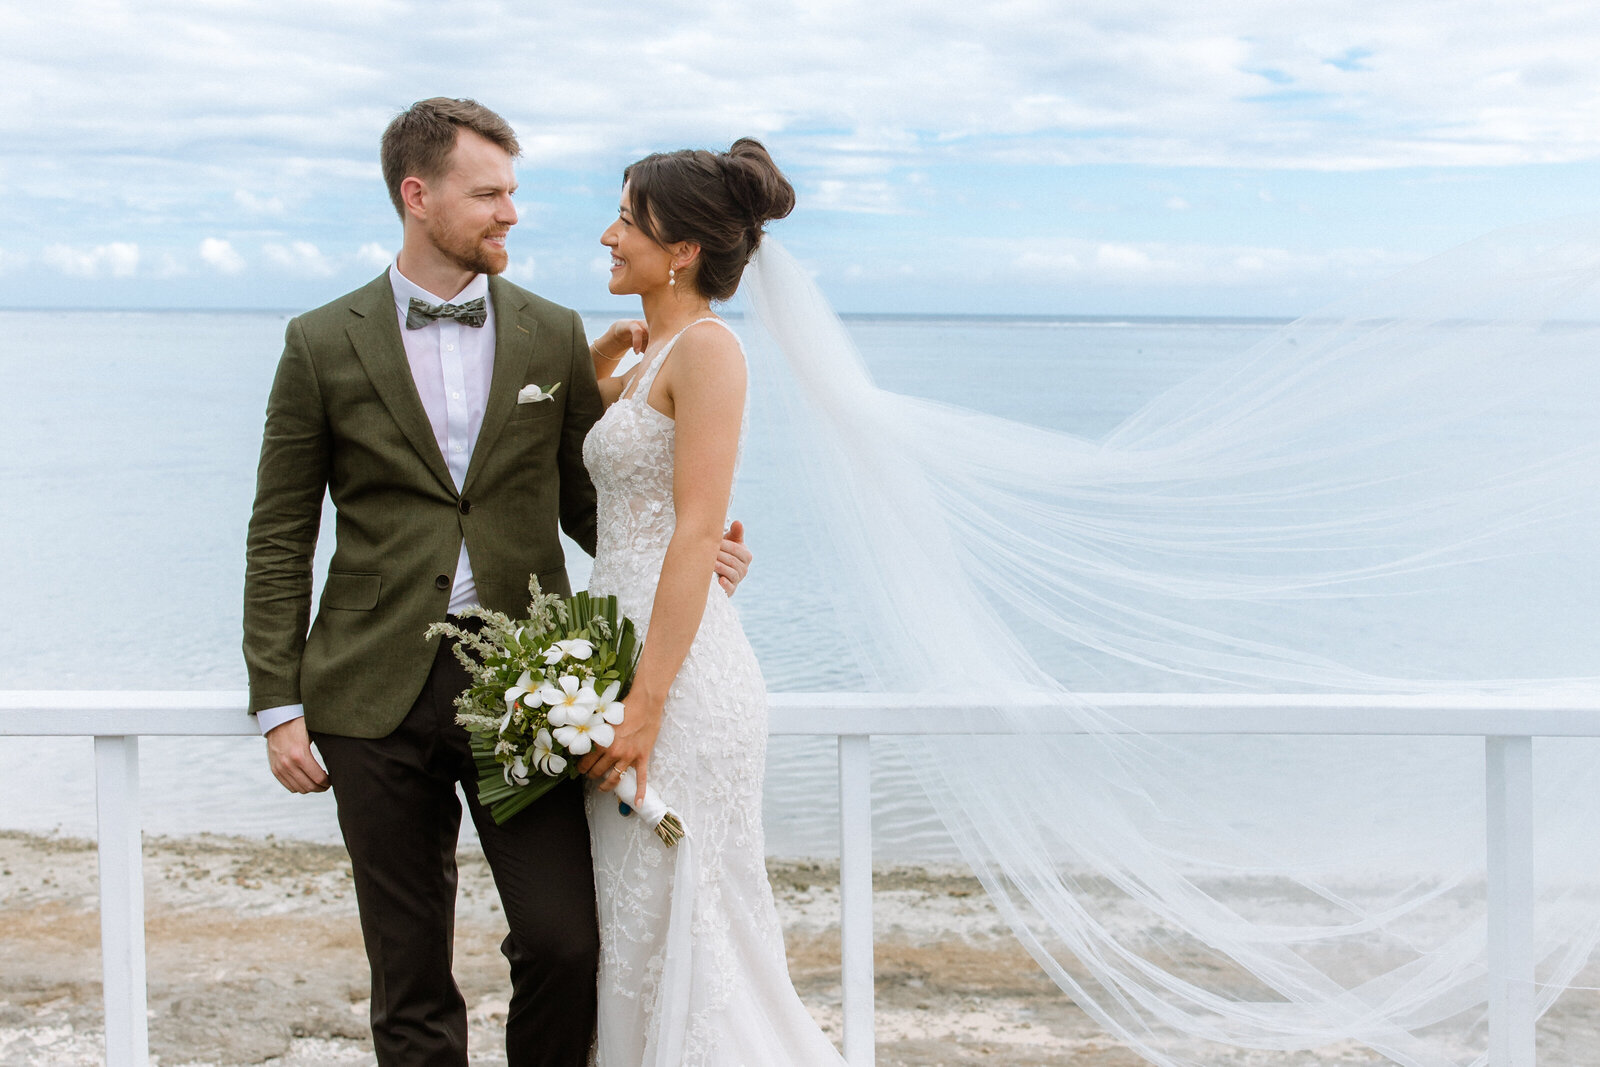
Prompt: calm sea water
<box><xmin>5</xmin><ymin>307</ymin><xmax>1442</xmax><ymax>860</ymax></box>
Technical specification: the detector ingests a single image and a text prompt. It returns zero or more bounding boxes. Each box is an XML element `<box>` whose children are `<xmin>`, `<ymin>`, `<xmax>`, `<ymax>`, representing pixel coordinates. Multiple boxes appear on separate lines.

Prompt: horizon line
<box><xmin>0</xmin><ymin>306</ymin><xmax>1296</xmax><ymax>326</ymax></box>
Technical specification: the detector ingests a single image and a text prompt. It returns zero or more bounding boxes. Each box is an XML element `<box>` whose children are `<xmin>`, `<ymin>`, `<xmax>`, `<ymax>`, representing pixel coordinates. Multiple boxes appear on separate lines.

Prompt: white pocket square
<box><xmin>517</xmin><ymin>382</ymin><xmax>562</xmax><ymax>404</ymax></box>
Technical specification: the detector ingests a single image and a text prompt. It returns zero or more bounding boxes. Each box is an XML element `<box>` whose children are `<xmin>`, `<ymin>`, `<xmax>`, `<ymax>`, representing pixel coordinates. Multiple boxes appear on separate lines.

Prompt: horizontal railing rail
<box><xmin>9</xmin><ymin>688</ymin><xmax>1600</xmax><ymax>734</ymax></box>
<box><xmin>4</xmin><ymin>689</ymin><xmax>1599</xmax><ymax>1067</ymax></box>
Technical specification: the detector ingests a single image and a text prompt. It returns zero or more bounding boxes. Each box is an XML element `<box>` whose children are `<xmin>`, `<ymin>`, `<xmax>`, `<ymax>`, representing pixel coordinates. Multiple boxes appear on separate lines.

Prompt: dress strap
<box><xmin>621</xmin><ymin>317</ymin><xmax>732</xmax><ymax>402</ymax></box>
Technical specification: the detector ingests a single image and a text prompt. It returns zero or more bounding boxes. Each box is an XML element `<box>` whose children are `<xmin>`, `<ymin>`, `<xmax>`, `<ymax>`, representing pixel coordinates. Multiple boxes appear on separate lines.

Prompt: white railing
<box><xmin>5</xmin><ymin>690</ymin><xmax>1600</xmax><ymax>1067</ymax></box>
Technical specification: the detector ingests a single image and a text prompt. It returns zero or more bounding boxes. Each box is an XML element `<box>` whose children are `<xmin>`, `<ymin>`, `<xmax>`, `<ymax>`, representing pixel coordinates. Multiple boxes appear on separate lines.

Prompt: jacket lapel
<box><xmin>344</xmin><ymin>273</ymin><xmax>458</xmax><ymax>495</ymax></box>
<box><xmin>463</xmin><ymin>276</ymin><xmax>539</xmax><ymax>493</ymax></box>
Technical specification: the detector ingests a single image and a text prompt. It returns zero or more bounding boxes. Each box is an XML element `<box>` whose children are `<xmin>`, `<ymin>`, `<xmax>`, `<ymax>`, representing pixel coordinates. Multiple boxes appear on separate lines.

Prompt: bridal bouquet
<box><xmin>425</xmin><ymin>579</ymin><xmax>685</xmax><ymax>845</ymax></box>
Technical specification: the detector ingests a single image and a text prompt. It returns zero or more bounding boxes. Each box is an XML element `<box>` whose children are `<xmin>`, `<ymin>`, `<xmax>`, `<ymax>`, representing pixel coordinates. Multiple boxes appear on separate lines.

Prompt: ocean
<box><xmin>1</xmin><ymin>307</ymin><xmax>1475</xmax><ymax>861</ymax></box>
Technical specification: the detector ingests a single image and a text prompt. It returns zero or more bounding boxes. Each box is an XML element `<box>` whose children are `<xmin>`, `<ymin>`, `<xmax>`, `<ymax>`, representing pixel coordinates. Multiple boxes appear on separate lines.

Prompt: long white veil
<box><xmin>738</xmin><ymin>220</ymin><xmax>1600</xmax><ymax>1065</ymax></box>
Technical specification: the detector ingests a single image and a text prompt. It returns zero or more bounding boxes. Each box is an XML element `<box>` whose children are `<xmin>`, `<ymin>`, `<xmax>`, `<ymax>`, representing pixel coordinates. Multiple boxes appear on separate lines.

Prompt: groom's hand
<box><xmin>715</xmin><ymin>519</ymin><xmax>752</xmax><ymax>596</ymax></box>
<box><xmin>266</xmin><ymin>718</ymin><xmax>330</xmax><ymax>793</ymax></box>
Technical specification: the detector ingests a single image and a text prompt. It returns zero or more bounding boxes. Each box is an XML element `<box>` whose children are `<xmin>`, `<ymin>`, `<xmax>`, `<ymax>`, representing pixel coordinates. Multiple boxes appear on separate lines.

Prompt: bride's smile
<box><xmin>600</xmin><ymin>184</ymin><xmax>677</xmax><ymax>297</ymax></box>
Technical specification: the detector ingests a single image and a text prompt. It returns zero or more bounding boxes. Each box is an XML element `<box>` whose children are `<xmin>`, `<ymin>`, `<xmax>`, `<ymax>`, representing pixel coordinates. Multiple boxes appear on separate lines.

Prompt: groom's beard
<box><xmin>428</xmin><ymin>218</ymin><xmax>510</xmax><ymax>276</ymax></box>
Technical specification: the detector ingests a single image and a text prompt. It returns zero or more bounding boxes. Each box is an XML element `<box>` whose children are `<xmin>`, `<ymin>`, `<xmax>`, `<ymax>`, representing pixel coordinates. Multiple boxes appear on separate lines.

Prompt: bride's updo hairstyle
<box><xmin>623</xmin><ymin>138</ymin><xmax>795</xmax><ymax>301</ymax></box>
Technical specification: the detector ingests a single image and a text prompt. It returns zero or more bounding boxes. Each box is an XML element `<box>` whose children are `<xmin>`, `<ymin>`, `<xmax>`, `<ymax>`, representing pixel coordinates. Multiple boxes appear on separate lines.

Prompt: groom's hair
<box><xmin>381</xmin><ymin>98</ymin><xmax>521</xmax><ymax>219</ymax></box>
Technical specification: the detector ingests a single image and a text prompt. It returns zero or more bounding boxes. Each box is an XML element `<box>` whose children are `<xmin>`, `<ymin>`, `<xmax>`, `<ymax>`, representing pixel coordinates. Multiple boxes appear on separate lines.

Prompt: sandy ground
<box><xmin>1</xmin><ymin>830</ymin><xmax>1596</xmax><ymax>1066</ymax></box>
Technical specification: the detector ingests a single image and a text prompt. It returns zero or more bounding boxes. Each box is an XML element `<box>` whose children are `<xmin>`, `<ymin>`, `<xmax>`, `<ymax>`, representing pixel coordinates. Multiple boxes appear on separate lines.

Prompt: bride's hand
<box><xmin>581</xmin><ymin>690</ymin><xmax>664</xmax><ymax>806</ymax></box>
<box><xmin>595</xmin><ymin>319</ymin><xmax>648</xmax><ymax>364</ymax></box>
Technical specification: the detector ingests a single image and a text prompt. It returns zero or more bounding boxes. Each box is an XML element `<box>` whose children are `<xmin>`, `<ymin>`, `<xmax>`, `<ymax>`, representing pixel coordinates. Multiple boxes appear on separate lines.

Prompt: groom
<box><xmin>243</xmin><ymin>98</ymin><xmax>747</xmax><ymax>1066</ymax></box>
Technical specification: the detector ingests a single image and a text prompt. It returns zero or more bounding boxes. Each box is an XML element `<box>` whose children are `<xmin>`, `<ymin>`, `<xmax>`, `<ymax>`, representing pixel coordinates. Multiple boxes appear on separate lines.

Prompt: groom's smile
<box><xmin>420</xmin><ymin>128</ymin><xmax>519</xmax><ymax>280</ymax></box>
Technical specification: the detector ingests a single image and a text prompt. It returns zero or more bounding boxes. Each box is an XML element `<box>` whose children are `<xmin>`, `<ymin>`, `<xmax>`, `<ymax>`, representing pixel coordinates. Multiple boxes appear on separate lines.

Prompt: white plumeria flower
<box><xmin>540</xmin><ymin>674</ymin><xmax>599</xmax><ymax>728</ymax></box>
<box><xmin>552</xmin><ymin>709</ymin><xmax>615</xmax><ymax>756</ymax></box>
<box><xmin>594</xmin><ymin>680</ymin><xmax>625</xmax><ymax>726</ymax></box>
<box><xmin>531</xmin><ymin>728</ymin><xmax>567</xmax><ymax>776</ymax></box>
<box><xmin>502</xmin><ymin>669</ymin><xmax>540</xmax><ymax>733</ymax></box>
<box><xmin>517</xmin><ymin>381</ymin><xmax>562</xmax><ymax>404</ymax></box>
<box><xmin>504</xmin><ymin>754</ymin><xmax>530</xmax><ymax>787</ymax></box>
<box><xmin>541</xmin><ymin>638</ymin><xmax>595</xmax><ymax>666</ymax></box>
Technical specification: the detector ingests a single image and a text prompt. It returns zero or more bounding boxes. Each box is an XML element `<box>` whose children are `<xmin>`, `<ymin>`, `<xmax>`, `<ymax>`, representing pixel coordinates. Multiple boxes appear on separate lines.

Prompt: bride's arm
<box><xmin>582</xmin><ymin>326</ymin><xmax>747</xmax><ymax>803</ymax></box>
<box><xmin>590</xmin><ymin>319</ymin><xmax>647</xmax><ymax>407</ymax></box>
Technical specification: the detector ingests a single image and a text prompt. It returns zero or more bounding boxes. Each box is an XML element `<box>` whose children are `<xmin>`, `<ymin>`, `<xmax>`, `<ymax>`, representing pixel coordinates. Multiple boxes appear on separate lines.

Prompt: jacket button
<box><xmin>434</xmin><ymin>574</ymin><xmax>450</xmax><ymax>591</ymax></box>
<box><xmin>458</xmin><ymin>498</ymin><xmax>472</xmax><ymax>515</ymax></box>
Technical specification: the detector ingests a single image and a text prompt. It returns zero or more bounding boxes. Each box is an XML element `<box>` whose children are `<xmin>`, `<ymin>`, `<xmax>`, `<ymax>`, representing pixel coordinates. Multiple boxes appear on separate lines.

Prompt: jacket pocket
<box><xmin>321</xmin><ymin>571</ymin><xmax>381</xmax><ymax>611</ymax></box>
<box><xmin>509</xmin><ymin>400</ymin><xmax>562</xmax><ymax>422</ymax></box>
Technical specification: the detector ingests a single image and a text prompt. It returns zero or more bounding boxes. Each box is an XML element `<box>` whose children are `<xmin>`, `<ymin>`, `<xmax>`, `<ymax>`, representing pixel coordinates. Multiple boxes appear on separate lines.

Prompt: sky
<box><xmin>4</xmin><ymin>0</ymin><xmax>1598</xmax><ymax>317</ymax></box>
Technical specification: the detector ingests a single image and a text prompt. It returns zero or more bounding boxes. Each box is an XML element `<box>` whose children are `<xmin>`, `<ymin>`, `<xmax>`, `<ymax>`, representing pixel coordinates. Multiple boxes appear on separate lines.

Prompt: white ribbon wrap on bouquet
<box><xmin>614</xmin><ymin>768</ymin><xmax>677</xmax><ymax>834</ymax></box>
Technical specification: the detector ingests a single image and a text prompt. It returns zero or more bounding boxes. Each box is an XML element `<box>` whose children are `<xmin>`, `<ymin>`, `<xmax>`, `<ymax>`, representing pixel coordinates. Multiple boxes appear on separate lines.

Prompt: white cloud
<box><xmin>151</xmin><ymin>252</ymin><xmax>185</xmax><ymax>279</ymax></box>
<box><xmin>1013</xmin><ymin>251</ymin><xmax>1082</xmax><ymax>275</ymax></box>
<box><xmin>503</xmin><ymin>256</ymin><xmax>537</xmax><ymax>283</ymax></box>
<box><xmin>1008</xmin><ymin>236</ymin><xmax>1410</xmax><ymax>288</ymax></box>
<box><xmin>809</xmin><ymin>180</ymin><xmax>908</xmax><ymax>215</ymax></box>
<box><xmin>5</xmin><ymin>0</ymin><xmax>1598</xmax><ymax>181</ymax></box>
<box><xmin>4</xmin><ymin>1</ymin><xmax>1598</xmax><ymax>311</ymax></box>
<box><xmin>264</xmin><ymin>240</ymin><xmax>334</xmax><ymax>277</ymax></box>
<box><xmin>355</xmin><ymin>242</ymin><xmax>392</xmax><ymax>270</ymax></box>
<box><xmin>199</xmin><ymin>238</ymin><xmax>246</xmax><ymax>274</ymax></box>
<box><xmin>234</xmin><ymin>190</ymin><xmax>287</xmax><ymax>216</ymax></box>
<box><xmin>1094</xmin><ymin>244</ymin><xmax>1170</xmax><ymax>275</ymax></box>
<box><xmin>42</xmin><ymin>242</ymin><xmax>140</xmax><ymax>278</ymax></box>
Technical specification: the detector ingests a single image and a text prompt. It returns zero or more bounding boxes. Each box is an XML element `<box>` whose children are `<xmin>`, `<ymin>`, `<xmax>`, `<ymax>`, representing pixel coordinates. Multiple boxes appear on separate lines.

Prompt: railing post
<box><xmin>94</xmin><ymin>735</ymin><xmax>150</xmax><ymax>1067</ymax></box>
<box><xmin>1486</xmin><ymin>735</ymin><xmax>1535</xmax><ymax>1067</ymax></box>
<box><xmin>838</xmin><ymin>734</ymin><xmax>876</xmax><ymax>1066</ymax></box>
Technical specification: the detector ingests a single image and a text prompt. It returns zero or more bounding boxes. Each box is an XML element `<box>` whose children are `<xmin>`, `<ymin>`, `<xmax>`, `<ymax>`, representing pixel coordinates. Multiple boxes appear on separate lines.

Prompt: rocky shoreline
<box><xmin>3</xmin><ymin>831</ymin><xmax>1594</xmax><ymax>1066</ymax></box>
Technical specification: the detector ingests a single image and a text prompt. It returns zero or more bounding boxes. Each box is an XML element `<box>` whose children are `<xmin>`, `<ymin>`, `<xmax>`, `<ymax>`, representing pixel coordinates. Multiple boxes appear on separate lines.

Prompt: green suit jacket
<box><xmin>243</xmin><ymin>272</ymin><xmax>602</xmax><ymax>738</ymax></box>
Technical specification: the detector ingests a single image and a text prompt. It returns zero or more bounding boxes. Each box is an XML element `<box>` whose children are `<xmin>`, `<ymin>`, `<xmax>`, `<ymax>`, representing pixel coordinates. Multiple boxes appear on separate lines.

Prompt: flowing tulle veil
<box><xmin>737</xmin><ymin>221</ymin><xmax>1600</xmax><ymax>1066</ymax></box>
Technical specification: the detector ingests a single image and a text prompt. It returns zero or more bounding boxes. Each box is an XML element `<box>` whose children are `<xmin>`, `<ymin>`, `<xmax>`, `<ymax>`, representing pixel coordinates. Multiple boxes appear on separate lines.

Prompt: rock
<box><xmin>150</xmin><ymin>982</ymin><xmax>293</xmax><ymax>1065</ymax></box>
<box><xmin>291</xmin><ymin>1000</ymin><xmax>373</xmax><ymax>1043</ymax></box>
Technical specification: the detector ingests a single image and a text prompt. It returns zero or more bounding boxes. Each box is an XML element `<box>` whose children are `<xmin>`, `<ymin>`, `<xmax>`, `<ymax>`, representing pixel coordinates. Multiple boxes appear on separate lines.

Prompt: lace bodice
<box><xmin>582</xmin><ymin>318</ymin><xmax>743</xmax><ymax>612</ymax></box>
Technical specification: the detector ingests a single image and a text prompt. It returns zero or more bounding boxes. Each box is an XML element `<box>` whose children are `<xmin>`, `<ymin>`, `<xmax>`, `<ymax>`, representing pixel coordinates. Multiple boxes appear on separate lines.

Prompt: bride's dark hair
<box><xmin>623</xmin><ymin>138</ymin><xmax>795</xmax><ymax>301</ymax></box>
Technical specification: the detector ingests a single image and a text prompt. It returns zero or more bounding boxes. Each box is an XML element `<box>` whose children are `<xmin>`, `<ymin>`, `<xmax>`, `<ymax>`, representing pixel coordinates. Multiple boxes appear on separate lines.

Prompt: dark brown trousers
<box><xmin>313</xmin><ymin>636</ymin><xmax>598</xmax><ymax>1067</ymax></box>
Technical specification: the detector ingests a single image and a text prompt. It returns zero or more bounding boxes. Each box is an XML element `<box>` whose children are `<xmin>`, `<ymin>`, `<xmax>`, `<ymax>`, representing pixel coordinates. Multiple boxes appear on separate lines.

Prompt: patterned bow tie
<box><xmin>406</xmin><ymin>296</ymin><xmax>487</xmax><ymax>330</ymax></box>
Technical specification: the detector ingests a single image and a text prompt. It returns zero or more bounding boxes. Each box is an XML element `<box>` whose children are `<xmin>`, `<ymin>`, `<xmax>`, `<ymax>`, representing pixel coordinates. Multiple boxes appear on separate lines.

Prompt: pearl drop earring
<box><xmin>669</xmin><ymin>267</ymin><xmax>676</xmax><ymax>288</ymax></box>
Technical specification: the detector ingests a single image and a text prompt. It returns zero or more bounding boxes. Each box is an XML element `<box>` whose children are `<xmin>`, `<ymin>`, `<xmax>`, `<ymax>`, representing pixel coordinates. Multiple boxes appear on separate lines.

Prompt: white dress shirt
<box><xmin>257</xmin><ymin>264</ymin><xmax>497</xmax><ymax>736</ymax></box>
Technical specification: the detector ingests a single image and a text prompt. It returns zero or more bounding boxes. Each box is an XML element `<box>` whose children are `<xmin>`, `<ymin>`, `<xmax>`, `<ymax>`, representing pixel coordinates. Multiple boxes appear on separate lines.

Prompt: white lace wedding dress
<box><xmin>581</xmin><ymin>318</ymin><xmax>847</xmax><ymax>1067</ymax></box>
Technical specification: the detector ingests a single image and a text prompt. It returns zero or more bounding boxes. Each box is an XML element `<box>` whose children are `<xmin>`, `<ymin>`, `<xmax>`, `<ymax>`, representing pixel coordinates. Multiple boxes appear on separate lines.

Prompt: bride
<box><xmin>568</xmin><ymin>132</ymin><xmax>1600</xmax><ymax>1065</ymax></box>
<box><xmin>573</xmin><ymin>140</ymin><xmax>846</xmax><ymax>1066</ymax></box>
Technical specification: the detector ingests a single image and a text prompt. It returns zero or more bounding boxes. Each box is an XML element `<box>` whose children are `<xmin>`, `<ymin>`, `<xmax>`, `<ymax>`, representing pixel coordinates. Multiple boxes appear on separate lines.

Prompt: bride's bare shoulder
<box><xmin>658</xmin><ymin>320</ymin><xmax>746</xmax><ymax>420</ymax></box>
<box><xmin>669</xmin><ymin>319</ymin><xmax>746</xmax><ymax>376</ymax></box>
